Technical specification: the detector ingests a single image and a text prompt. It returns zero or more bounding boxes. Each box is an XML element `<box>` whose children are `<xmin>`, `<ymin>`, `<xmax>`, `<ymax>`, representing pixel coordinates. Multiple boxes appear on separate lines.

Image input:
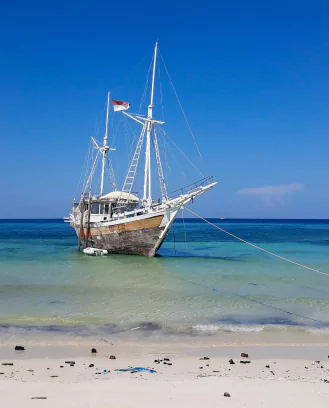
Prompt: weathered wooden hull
<box><xmin>73</xmin><ymin>214</ymin><xmax>168</xmax><ymax>257</ymax></box>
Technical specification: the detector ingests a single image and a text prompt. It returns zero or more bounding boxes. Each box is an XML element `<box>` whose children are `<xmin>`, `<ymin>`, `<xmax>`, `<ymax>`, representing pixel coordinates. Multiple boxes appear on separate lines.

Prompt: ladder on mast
<box><xmin>118</xmin><ymin>124</ymin><xmax>146</xmax><ymax>203</ymax></box>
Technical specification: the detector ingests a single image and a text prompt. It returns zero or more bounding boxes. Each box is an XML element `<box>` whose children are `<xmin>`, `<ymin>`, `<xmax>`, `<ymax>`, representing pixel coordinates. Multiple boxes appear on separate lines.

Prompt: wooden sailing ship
<box><xmin>67</xmin><ymin>43</ymin><xmax>216</xmax><ymax>256</ymax></box>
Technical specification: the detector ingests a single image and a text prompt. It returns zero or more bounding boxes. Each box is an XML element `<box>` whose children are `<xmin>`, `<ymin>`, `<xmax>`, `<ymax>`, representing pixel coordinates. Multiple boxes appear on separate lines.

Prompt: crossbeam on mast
<box><xmin>122</xmin><ymin>111</ymin><xmax>145</xmax><ymax>125</ymax></box>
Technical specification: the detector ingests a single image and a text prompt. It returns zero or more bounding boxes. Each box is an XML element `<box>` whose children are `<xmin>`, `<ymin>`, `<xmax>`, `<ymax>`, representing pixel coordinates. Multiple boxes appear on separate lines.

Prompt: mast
<box><xmin>143</xmin><ymin>42</ymin><xmax>158</xmax><ymax>206</ymax></box>
<box><xmin>100</xmin><ymin>92</ymin><xmax>110</xmax><ymax>196</ymax></box>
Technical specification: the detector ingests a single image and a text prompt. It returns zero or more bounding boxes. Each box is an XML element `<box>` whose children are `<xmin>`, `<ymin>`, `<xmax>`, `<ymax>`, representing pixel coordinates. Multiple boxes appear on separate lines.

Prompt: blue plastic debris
<box><xmin>115</xmin><ymin>367</ymin><xmax>157</xmax><ymax>373</ymax></box>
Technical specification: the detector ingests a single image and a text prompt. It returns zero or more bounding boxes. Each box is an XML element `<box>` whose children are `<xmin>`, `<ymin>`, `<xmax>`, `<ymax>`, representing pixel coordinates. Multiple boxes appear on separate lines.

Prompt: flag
<box><xmin>112</xmin><ymin>99</ymin><xmax>131</xmax><ymax>112</ymax></box>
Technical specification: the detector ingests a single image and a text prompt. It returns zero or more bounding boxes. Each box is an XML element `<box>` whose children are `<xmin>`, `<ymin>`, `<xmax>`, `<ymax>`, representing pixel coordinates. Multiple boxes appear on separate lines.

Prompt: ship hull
<box><xmin>73</xmin><ymin>213</ymin><xmax>171</xmax><ymax>257</ymax></box>
<box><xmin>69</xmin><ymin>181</ymin><xmax>217</xmax><ymax>257</ymax></box>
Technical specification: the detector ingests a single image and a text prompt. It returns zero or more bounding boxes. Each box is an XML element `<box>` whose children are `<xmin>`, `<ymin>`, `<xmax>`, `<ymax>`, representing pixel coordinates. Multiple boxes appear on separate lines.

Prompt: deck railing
<box><xmin>168</xmin><ymin>176</ymin><xmax>214</xmax><ymax>199</ymax></box>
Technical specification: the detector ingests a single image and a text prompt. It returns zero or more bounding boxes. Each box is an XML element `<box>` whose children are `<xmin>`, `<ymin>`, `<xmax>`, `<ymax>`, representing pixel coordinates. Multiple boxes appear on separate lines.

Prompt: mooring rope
<box><xmin>185</xmin><ymin>207</ymin><xmax>329</xmax><ymax>279</ymax></box>
<box><xmin>169</xmin><ymin>273</ymin><xmax>328</xmax><ymax>325</ymax></box>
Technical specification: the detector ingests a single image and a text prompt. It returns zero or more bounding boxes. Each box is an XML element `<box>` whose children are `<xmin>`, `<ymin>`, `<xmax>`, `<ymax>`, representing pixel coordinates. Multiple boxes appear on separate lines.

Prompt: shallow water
<box><xmin>0</xmin><ymin>219</ymin><xmax>329</xmax><ymax>339</ymax></box>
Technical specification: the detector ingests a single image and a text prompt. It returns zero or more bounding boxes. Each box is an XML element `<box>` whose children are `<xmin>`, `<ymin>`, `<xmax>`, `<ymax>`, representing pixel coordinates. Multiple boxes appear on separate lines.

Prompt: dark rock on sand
<box><xmin>65</xmin><ymin>361</ymin><xmax>75</xmax><ymax>364</ymax></box>
<box><xmin>265</xmin><ymin>365</ymin><xmax>270</xmax><ymax>368</ymax></box>
<box><xmin>109</xmin><ymin>355</ymin><xmax>116</xmax><ymax>360</ymax></box>
<box><xmin>91</xmin><ymin>348</ymin><xmax>97</xmax><ymax>354</ymax></box>
<box><xmin>200</xmin><ymin>357</ymin><xmax>210</xmax><ymax>360</ymax></box>
<box><xmin>240</xmin><ymin>360</ymin><xmax>251</xmax><ymax>364</ymax></box>
<box><xmin>1</xmin><ymin>363</ymin><xmax>13</xmax><ymax>366</ymax></box>
<box><xmin>164</xmin><ymin>358</ymin><xmax>170</xmax><ymax>362</ymax></box>
<box><xmin>89</xmin><ymin>364</ymin><xmax>94</xmax><ymax>368</ymax></box>
<box><xmin>229</xmin><ymin>359</ymin><xmax>235</xmax><ymax>365</ymax></box>
<box><xmin>224</xmin><ymin>392</ymin><xmax>231</xmax><ymax>397</ymax></box>
<box><xmin>15</xmin><ymin>346</ymin><xmax>25</xmax><ymax>351</ymax></box>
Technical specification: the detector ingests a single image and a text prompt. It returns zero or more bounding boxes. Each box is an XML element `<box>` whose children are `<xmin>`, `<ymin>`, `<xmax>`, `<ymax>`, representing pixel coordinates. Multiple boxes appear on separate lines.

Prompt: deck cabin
<box><xmin>70</xmin><ymin>191</ymin><xmax>140</xmax><ymax>224</ymax></box>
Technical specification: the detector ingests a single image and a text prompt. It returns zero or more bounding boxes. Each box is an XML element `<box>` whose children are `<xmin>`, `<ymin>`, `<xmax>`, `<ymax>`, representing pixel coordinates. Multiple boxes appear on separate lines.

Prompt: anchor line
<box><xmin>184</xmin><ymin>207</ymin><xmax>329</xmax><ymax>279</ymax></box>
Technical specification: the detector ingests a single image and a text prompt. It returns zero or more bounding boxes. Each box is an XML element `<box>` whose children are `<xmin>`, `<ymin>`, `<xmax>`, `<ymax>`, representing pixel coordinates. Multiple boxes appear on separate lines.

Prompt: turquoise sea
<box><xmin>0</xmin><ymin>219</ymin><xmax>329</xmax><ymax>339</ymax></box>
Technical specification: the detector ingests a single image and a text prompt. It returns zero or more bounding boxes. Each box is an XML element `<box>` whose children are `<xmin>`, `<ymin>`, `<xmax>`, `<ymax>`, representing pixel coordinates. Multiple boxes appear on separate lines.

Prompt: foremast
<box><xmin>100</xmin><ymin>92</ymin><xmax>110</xmax><ymax>196</ymax></box>
<box><xmin>100</xmin><ymin>92</ymin><xmax>117</xmax><ymax>196</ymax></box>
<box><xmin>80</xmin><ymin>92</ymin><xmax>116</xmax><ymax>198</ymax></box>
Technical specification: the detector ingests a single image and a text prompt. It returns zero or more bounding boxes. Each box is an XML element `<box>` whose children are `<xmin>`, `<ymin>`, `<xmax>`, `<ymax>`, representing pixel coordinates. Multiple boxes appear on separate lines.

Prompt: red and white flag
<box><xmin>112</xmin><ymin>99</ymin><xmax>131</xmax><ymax>112</ymax></box>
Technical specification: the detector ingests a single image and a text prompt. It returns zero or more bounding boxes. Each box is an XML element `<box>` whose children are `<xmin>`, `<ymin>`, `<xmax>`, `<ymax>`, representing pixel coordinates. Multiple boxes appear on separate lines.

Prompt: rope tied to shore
<box><xmin>185</xmin><ymin>207</ymin><xmax>329</xmax><ymax>279</ymax></box>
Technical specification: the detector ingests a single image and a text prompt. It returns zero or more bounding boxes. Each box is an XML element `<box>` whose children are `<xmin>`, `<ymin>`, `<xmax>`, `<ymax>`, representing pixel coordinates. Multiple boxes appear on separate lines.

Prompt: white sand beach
<box><xmin>1</xmin><ymin>335</ymin><xmax>329</xmax><ymax>407</ymax></box>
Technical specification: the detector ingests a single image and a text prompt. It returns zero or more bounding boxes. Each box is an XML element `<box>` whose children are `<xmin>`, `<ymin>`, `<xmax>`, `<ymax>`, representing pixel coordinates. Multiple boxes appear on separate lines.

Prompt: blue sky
<box><xmin>0</xmin><ymin>0</ymin><xmax>328</xmax><ymax>218</ymax></box>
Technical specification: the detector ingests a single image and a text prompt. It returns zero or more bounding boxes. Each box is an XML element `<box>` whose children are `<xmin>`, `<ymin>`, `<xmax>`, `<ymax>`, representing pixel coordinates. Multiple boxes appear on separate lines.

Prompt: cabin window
<box><xmin>91</xmin><ymin>203</ymin><xmax>100</xmax><ymax>214</ymax></box>
<box><xmin>104</xmin><ymin>204</ymin><xmax>109</xmax><ymax>214</ymax></box>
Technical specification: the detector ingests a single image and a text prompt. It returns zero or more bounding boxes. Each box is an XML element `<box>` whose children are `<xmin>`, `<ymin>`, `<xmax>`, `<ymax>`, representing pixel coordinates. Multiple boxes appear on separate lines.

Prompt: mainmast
<box><xmin>143</xmin><ymin>42</ymin><xmax>158</xmax><ymax>206</ymax></box>
<box><xmin>121</xmin><ymin>42</ymin><xmax>167</xmax><ymax>205</ymax></box>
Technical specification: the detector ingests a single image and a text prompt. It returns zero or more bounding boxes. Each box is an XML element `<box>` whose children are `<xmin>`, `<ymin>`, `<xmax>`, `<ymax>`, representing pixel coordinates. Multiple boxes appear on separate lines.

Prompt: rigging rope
<box><xmin>159</xmin><ymin>50</ymin><xmax>203</xmax><ymax>161</ymax></box>
<box><xmin>138</xmin><ymin>56</ymin><xmax>153</xmax><ymax>114</ymax></box>
<box><xmin>172</xmin><ymin>221</ymin><xmax>177</xmax><ymax>256</ymax></box>
<box><xmin>158</xmin><ymin>58</ymin><xmax>165</xmax><ymax>122</ymax></box>
<box><xmin>169</xmin><ymin>272</ymin><xmax>327</xmax><ymax>325</ymax></box>
<box><xmin>75</xmin><ymin>138</ymin><xmax>92</xmax><ymax>200</ymax></box>
<box><xmin>157</xmin><ymin>128</ymin><xmax>188</xmax><ymax>180</ymax></box>
<box><xmin>123</xmin><ymin>114</ymin><xmax>139</xmax><ymax>163</ymax></box>
<box><xmin>157</xmin><ymin>127</ymin><xmax>204</xmax><ymax>177</ymax></box>
<box><xmin>182</xmin><ymin>208</ymin><xmax>188</xmax><ymax>247</ymax></box>
<box><xmin>185</xmin><ymin>207</ymin><xmax>329</xmax><ymax>279</ymax></box>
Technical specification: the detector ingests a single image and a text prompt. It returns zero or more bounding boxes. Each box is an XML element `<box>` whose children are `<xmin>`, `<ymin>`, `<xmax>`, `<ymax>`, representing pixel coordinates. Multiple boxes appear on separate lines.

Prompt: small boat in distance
<box><xmin>66</xmin><ymin>43</ymin><xmax>217</xmax><ymax>256</ymax></box>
